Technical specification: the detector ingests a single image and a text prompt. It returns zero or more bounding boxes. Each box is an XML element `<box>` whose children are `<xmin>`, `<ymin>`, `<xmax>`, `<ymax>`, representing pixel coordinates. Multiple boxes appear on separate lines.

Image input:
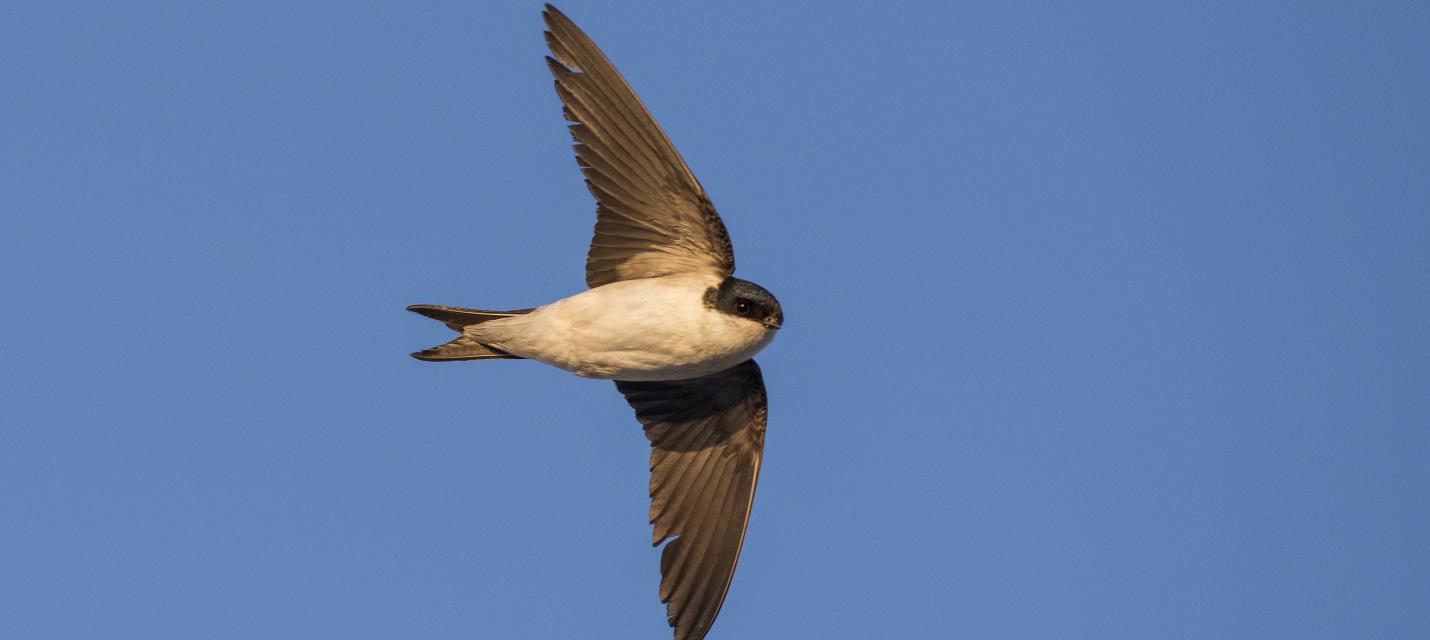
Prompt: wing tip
<box><xmin>542</xmin><ymin>4</ymin><xmax>572</xmax><ymax>41</ymax></box>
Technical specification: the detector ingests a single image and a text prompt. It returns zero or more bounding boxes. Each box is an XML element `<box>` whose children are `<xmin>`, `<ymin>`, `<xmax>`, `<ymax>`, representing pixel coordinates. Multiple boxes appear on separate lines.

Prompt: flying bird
<box><xmin>407</xmin><ymin>5</ymin><xmax>781</xmax><ymax>639</ymax></box>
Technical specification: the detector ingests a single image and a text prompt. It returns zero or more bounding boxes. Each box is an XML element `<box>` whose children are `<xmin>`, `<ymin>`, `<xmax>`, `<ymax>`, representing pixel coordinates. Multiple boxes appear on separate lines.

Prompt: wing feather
<box><xmin>615</xmin><ymin>360</ymin><xmax>767</xmax><ymax>640</ymax></box>
<box><xmin>543</xmin><ymin>4</ymin><xmax>736</xmax><ymax>288</ymax></box>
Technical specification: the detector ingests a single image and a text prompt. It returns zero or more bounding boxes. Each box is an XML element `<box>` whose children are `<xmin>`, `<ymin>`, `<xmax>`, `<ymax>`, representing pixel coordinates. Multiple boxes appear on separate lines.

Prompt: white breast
<box><xmin>471</xmin><ymin>273</ymin><xmax>776</xmax><ymax>380</ymax></box>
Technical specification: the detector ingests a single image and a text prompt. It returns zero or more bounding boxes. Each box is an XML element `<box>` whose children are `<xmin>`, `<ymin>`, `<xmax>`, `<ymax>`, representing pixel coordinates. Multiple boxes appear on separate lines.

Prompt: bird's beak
<box><xmin>762</xmin><ymin>314</ymin><xmax>783</xmax><ymax>330</ymax></box>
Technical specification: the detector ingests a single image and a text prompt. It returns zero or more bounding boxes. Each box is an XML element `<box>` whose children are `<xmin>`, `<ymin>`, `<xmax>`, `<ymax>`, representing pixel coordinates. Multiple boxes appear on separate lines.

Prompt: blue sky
<box><xmin>3</xmin><ymin>2</ymin><xmax>1428</xmax><ymax>638</ymax></box>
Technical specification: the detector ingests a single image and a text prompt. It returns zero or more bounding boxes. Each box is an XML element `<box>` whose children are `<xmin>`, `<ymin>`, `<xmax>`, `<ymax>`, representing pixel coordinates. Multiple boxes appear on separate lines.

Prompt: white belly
<box><xmin>470</xmin><ymin>274</ymin><xmax>776</xmax><ymax>381</ymax></box>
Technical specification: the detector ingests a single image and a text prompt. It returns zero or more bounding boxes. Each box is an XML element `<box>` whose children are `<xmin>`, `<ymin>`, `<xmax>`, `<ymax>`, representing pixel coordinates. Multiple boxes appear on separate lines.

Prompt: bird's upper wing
<box><xmin>614</xmin><ymin>360</ymin><xmax>767</xmax><ymax>640</ymax></box>
<box><xmin>543</xmin><ymin>4</ymin><xmax>736</xmax><ymax>289</ymax></box>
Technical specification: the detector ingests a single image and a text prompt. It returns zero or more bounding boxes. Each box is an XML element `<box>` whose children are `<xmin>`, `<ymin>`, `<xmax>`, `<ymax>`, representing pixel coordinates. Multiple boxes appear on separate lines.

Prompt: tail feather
<box><xmin>407</xmin><ymin>304</ymin><xmax>532</xmax><ymax>362</ymax></box>
<box><xmin>411</xmin><ymin>335</ymin><xmax>517</xmax><ymax>361</ymax></box>
<box><xmin>407</xmin><ymin>304</ymin><xmax>535</xmax><ymax>331</ymax></box>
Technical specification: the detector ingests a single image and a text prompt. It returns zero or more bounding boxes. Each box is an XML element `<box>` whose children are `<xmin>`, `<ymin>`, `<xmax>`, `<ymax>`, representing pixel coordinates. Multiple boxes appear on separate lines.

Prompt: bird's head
<box><xmin>710</xmin><ymin>277</ymin><xmax>783</xmax><ymax>330</ymax></box>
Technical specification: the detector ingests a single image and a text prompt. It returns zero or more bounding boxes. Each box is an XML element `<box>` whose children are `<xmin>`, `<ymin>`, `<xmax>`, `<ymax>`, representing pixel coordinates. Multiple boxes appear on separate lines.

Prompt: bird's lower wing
<box><xmin>614</xmin><ymin>360</ymin><xmax>767</xmax><ymax>640</ymax></box>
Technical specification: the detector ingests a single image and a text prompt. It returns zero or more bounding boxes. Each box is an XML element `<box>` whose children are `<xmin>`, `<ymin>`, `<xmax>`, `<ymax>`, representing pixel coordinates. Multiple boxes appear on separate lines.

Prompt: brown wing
<box><xmin>543</xmin><ymin>4</ymin><xmax>736</xmax><ymax>289</ymax></box>
<box><xmin>614</xmin><ymin>360</ymin><xmax>767</xmax><ymax>640</ymax></box>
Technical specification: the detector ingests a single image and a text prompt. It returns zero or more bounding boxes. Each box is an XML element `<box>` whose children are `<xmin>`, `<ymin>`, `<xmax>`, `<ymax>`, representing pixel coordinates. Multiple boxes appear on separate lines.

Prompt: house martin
<box><xmin>407</xmin><ymin>5</ymin><xmax>781</xmax><ymax>639</ymax></box>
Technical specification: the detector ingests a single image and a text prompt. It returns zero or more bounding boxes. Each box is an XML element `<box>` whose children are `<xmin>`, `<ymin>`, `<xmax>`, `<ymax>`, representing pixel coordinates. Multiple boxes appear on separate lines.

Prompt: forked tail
<box><xmin>406</xmin><ymin>304</ymin><xmax>534</xmax><ymax>361</ymax></box>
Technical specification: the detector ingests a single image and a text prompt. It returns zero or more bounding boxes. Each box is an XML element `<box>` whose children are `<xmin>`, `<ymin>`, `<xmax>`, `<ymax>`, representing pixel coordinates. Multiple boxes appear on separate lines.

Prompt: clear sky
<box><xmin>3</xmin><ymin>2</ymin><xmax>1428</xmax><ymax>638</ymax></box>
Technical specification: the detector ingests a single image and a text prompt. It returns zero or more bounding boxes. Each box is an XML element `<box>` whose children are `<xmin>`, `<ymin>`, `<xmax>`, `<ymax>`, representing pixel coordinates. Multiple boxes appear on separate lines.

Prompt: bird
<box><xmin>406</xmin><ymin>5</ymin><xmax>781</xmax><ymax>640</ymax></box>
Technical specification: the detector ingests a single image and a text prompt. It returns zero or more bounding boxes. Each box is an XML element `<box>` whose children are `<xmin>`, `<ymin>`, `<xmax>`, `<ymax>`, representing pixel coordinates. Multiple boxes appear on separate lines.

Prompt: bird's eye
<box><xmin>734</xmin><ymin>299</ymin><xmax>752</xmax><ymax>315</ymax></box>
